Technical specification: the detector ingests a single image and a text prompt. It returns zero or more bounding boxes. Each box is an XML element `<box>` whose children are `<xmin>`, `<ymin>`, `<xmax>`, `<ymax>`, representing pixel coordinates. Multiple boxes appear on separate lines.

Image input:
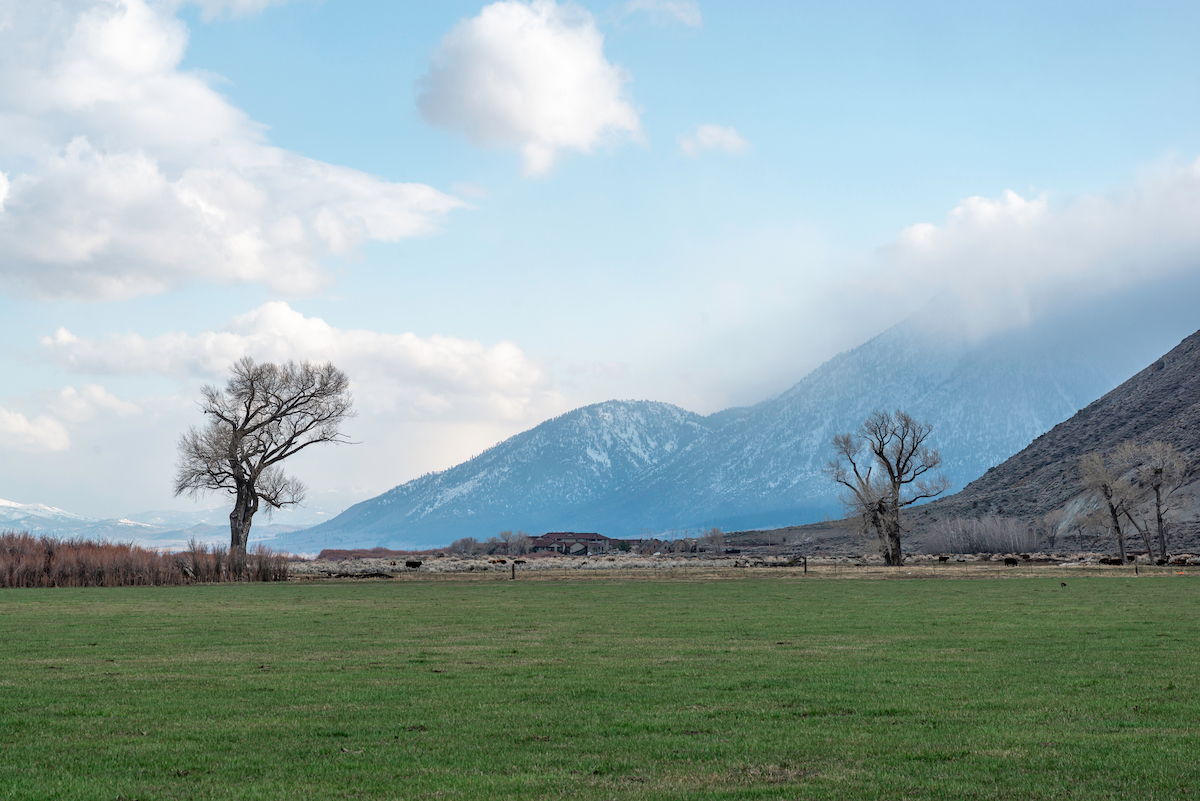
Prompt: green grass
<box><xmin>1</xmin><ymin>574</ymin><xmax>1198</xmax><ymax>799</ymax></box>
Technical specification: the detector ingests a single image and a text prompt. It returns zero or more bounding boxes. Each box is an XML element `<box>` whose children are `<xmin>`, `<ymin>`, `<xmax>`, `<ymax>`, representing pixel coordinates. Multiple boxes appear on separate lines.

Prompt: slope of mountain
<box><xmin>279</xmin><ymin>400</ymin><xmax>713</xmax><ymax>552</ymax></box>
<box><xmin>905</xmin><ymin>327</ymin><xmax>1200</xmax><ymax>545</ymax></box>
<box><xmin>285</xmin><ymin>281</ymin><xmax>1200</xmax><ymax>552</ymax></box>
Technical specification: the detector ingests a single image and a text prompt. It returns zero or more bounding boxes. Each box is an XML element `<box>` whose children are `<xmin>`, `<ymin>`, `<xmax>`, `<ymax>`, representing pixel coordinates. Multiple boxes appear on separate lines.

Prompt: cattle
<box><xmin>1098</xmin><ymin>557</ymin><xmax>1124</xmax><ymax>566</ymax></box>
<box><xmin>938</xmin><ymin>555</ymin><xmax>950</xmax><ymax>563</ymax></box>
<box><xmin>1172</xmin><ymin>557</ymin><xmax>1190</xmax><ymax>566</ymax></box>
<box><xmin>1156</xmin><ymin>559</ymin><xmax>1168</xmax><ymax>566</ymax></box>
<box><xmin>489</xmin><ymin>558</ymin><xmax>507</xmax><ymax>564</ymax></box>
<box><xmin>390</xmin><ymin>561</ymin><xmax>396</xmax><ymax>566</ymax></box>
<box><xmin>1003</xmin><ymin>557</ymin><xmax>1019</xmax><ymax>567</ymax></box>
<box><xmin>405</xmin><ymin>560</ymin><xmax>422</xmax><ymax>569</ymax></box>
<box><xmin>513</xmin><ymin>559</ymin><xmax>527</xmax><ymax>565</ymax></box>
<box><xmin>1060</xmin><ymin>582</ymin><xmax>1067</xmax><ymax>588</ymax></box>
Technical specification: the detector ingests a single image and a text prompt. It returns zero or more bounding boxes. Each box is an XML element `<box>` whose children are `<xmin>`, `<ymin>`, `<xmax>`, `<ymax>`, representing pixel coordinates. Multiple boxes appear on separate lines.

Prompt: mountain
<box><xmin>1</xmin><ymin>498</ymin><xmax>165</xmax><ymax>541</ymax></box>
<box><xmin>0</xmin><ymin>499</ymin><xmax>298</xmax><ymax>549</ymax></box>
<box><xmin>286</xmin><ymin>284</ymin><xmax>1200</xmax><ymax>552</ymax></box>
<box><xmin>276</xmin><ymin>400</ymin><xmax>714</xmax><ymax>552</ymax></box>
<box><xmin>904</xmin><ymin>327</ymin><xmax>1200</xmax><ymax>547</ymax></box>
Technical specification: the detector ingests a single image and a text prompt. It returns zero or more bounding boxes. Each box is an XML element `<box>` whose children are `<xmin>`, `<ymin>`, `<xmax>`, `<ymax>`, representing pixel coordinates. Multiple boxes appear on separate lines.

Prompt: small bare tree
<box><xmin>702</xmin><ymin>527</ymin><xmax>725</xmax><ymax>554</ymax></box>
<box><xmin>825</xmin><ymin>410</ymin><xmax>950</xmax><ymax>566</ymax></box>
<box><xmin>174</xmin><ymin>357</ymin><xmax>354</xmax><ymax>561</ymax></box>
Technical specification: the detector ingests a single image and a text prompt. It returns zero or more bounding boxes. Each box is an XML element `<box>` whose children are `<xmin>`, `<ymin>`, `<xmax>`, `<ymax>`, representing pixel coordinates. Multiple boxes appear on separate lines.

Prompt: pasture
<box><xmin>1</xmin><ymin>573</ymin><xmax>1198</xmax><ymax>799</ymax></box>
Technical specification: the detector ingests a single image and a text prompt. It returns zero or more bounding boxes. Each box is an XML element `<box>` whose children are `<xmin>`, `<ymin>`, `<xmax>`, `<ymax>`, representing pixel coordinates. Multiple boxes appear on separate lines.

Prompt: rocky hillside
<box><xmin>904</xmin><ymin>328</ymin><xmax>1200</xmax><ymax>542</ymax></box>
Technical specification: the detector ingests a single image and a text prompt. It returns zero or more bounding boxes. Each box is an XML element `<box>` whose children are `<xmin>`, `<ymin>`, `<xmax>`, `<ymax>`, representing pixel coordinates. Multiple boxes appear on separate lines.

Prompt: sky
<box><xmin>3</xmin><ymin>0</ymin><xmax>1200</xmax><ymax>521</ymax></box>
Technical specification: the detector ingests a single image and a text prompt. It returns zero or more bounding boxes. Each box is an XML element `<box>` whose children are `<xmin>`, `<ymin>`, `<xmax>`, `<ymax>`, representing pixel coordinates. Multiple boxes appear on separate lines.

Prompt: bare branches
<box><xmin>174</xmin><ymin>357</ymin><xmax>355</xmax><ymax>554</ymax></box>
<box><xmin>824</xmin><ymin>409</ymin><xmax>949</xmax><ymax>566</ymax></box>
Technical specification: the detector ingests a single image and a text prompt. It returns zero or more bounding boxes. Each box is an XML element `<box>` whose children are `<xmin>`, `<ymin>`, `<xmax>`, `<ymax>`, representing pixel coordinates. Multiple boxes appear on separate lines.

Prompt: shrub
<box><xmin>925</xmin><ymin>516</ymin><xmax>1041</xmax><ymax>554</ymax></box>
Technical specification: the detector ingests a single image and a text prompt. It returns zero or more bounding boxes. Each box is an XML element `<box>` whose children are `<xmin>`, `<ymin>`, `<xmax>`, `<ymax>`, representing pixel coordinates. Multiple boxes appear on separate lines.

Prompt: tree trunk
<box><xmin>229</xmin><ymin>486</ymin><xmax>258</xmax><ymax>576</ymax></box>
<box><xmin>1106</xmin><ymin>499</ymin><xmax>1126</xmax><ymax>563</ymax></box>
<box><xmin>882</xmin><ymin>512</ymin><xmax>904</xmax><ymax>566</ymax></box>
<box><xmin>1154</xmin><ymin>484</ymin><xmax>1168</xmax><ymax>561</ymax></box>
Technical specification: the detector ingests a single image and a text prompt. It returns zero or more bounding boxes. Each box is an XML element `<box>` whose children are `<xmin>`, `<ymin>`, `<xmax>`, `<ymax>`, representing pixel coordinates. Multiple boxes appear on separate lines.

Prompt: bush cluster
<box><xmin>925</xmin><ymin>516</ymin><xmax>1041</xmax><ymax>554</ymax></box>
<box><xmin>0</xmin><ymin>531</ymin><xmax>289</xmax><ymax>588</ymax></box>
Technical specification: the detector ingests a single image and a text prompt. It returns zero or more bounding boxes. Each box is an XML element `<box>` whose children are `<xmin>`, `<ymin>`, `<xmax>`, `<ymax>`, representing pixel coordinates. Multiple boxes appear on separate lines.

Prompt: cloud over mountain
<box><xmin>417</xmin><ymin>0</ymin><xmax>642</xmax><ymax>176</ymax></box>
<box><xmin>883</xmin><ymin>159</ymin><xmax>1200</xmax><ymax>340</ymax></box>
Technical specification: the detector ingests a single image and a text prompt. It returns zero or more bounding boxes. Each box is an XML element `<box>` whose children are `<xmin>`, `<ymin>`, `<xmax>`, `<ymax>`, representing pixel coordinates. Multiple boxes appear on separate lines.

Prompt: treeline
<box><xmin>0</xmin><ymin>532</ymin><xmax>289</xmax><ymax>588</ymax></box>
<box><xmin>449</xmin><ymin>530</ymin><xmax>533</xmax><ymax>556</ymax></box>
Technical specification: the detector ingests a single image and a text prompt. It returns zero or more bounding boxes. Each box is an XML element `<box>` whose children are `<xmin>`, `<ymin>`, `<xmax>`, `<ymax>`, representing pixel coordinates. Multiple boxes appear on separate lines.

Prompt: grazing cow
<box><xmin>1156</xmin><ymin>559</ymin><xmax>1167</xmax><ymax>566</ymax></box>
<box><xmin>1172</xmin><ymin>557</ymin><xmax>1189</xmax><ymax>566</ymax></box>
<box><xmin>1020</xmin><ymin>554</ymin><xmax>1031</xmax><ymax>561</ymax></box>
<box><xmin>938</xmin><ymin>555</ymin><xmax>950</xmax><ymax>563</ymax></box>
<box><xmin>1099</xmin><ymin>557</ymin><xmax>1123</xmax><ymax>566</ymax></box>
<box><xmin>513</xmin><ymin>559</ymin><xmax>526</xmax><ymax>565</ymax></box>
<box><xmin>1060</xmin><ymin>582</ymin><xmax>1067</xmax><ymax>588</ymax></box>
<box><xmin>1003</xmin><ymin>557</ymin><xmax>1019</xmax><ymax>566</ymax></box>
<box><xmin>390</xmin><ymin>561</ymin><xmax>396</xmax><ymax>566</ymax></box>
<box><xmin>489</xmin><ymin>558</ymin><xmax>507</xmax><ymax>564</ymax></box>
<box><xmin>405</xmin><ymin>560</ymin><xmax>422</xmax><ymax>569</ymax></box>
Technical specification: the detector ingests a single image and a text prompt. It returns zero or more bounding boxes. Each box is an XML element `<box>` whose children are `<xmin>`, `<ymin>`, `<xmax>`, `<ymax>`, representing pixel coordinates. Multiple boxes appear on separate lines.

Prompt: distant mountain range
<box><xmin>281</xmin><ymin>282</ymin><xmax>1200</xmax><ymax>552</ymax></box>
<box><xmin>0</xmin><ymin>499</ymin><xmax>300</xmax><ymax>549</ymax></box>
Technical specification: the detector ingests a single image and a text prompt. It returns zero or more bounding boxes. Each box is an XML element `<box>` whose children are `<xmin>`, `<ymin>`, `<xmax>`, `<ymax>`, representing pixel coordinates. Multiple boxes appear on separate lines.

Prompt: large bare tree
<box><xmin>1078</xmin><ymin>450</ymin><xmax>1135</xmax><ymax>563</ymax></box>
<box><xmin>174</xmin><ymin>357</ymin><xmax>354</xmax><ymax>559</ymax></box>
<box><xmin>825</xmin><ymin>410</ymin><xmax>950</xmax><ymax>566</ymax></box>
<box><xmin>1115</xmin><ymin>440</ymin><xmax>1189</xmax><ymax>562</ymax></box>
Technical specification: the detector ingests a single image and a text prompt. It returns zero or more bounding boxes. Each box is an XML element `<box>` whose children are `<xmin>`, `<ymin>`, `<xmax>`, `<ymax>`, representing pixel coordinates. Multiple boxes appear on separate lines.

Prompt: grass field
<box><xmin>1</xmin><ymin>573</ymin><xmax>1198</xmax><ymax>799</ymax></box>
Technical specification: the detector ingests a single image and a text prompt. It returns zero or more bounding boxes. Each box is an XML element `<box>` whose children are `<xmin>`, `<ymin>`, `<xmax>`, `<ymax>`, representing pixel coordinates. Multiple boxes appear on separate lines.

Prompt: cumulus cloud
<box><xmin>620</xmin><ymin>0</ymin><xmax>702</xmax><ymax>27</ymax></box>
<box><xmin>0</xmin><ymin>406</ymin><xmax>70</xmax><ymax>453</ymax></box>
<box><xmin>880</xmin><ymin>158</ymin><xmax>1200</xmax><ymax>338</ymax></box>
<box><xmin>0</xmin><ymin>0</ymin><xmax>464</xmax><ymax>300</ymax></box>
<box><xmin>51</xmin><ymin>384</ymin><xmax>142</xmax><ymax>423</ymax></box>
<box><xmin>42</xmin><ymin>302</ymin><xmax>567</xmax><ymax>422</ymax></box>
<box><xmin>678</xmin><ymin>124</ymin><xmax>748</xmax><ymax>157</ymax></box>
<box><xmin>417</xmin><ymin>0</ymin><xmax>641</xmax><ymax>176</ymax></box>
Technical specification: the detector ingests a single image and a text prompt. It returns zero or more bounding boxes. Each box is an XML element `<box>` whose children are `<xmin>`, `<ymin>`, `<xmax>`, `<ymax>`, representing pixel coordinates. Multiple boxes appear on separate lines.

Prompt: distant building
<box><xmin>529</xmin><ymin>532</ymin><xmax>631</xmax><ymax>555</ymax></box>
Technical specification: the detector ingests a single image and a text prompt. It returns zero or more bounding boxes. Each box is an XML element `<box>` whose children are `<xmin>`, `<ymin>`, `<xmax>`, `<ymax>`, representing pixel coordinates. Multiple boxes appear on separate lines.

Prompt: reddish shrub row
<box><xmin>0</xmin><ymin>531</ymin><xmax>290</xmax><ymax>588</ymax></box>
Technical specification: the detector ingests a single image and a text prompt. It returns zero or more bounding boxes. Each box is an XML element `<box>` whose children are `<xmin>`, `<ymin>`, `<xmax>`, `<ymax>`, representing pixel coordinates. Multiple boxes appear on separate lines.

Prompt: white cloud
<box><xmin>51</xmin><ymin>384</ymin><xmax>142</xmax><ymax>423</ymax></box>
<box><xmin>173</xmin><ymin>0</ymin><xmax>292</xmax><ymax>20</ymax></box>
<box><xmin>880</xmin><ymin>158</ymin><xmax>1200</xmax><ymax>338</ymax></box>
<box><xmin>620</xmin><ymin>0</ymin><xmax>702</xmax><ymax>26</ymax></box>
<box><xmin>417</xmin><ymin>0</ymin><xmax>642</xmax><ymax>176</ymax></box>
<box><xmin>0</xmin><ymin>0</ymin><xmax>464</xmax><ymax>300</ymax></box>
<box><xmin>679</xmin><ymin>124</ymin><xmax>749</xmax><ymax>157</ymax></box>
<box><xmin>41</xmin><ymin>302</ymin><xmax>568</xmax><ymax>423</ymax></box>
<box><xmin>0</xmin><ymin>406</ymin><xmax>70</xmax><ymax>453</ymax></box>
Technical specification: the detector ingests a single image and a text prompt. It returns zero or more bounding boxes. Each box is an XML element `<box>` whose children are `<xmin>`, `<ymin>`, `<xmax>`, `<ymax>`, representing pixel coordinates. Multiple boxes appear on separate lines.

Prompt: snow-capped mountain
<box><xmin>1</xmin><ymin>498</ymin><xmax>163</xmax><ymax>540</ymax></box>
<box><xmin>278</xmin><ymin>400</ymin><xmax>715</xmax><ymax>551</ymax></box>
<box><xmin>288</xmin><ymin>282</ymin><xmax>1200</xmax><ymax>551</ymax></box>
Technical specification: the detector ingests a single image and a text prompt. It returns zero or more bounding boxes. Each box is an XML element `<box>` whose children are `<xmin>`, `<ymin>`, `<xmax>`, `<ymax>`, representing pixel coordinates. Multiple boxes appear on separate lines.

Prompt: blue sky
<box><xmin>2</xmin><ymin>0</ymin><xmax>1200</xmax><ymax>520</ymax></box>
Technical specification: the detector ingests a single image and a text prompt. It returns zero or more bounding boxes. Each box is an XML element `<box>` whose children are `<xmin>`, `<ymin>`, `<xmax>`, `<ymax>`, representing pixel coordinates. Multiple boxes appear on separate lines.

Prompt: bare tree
<box><xmin>1079</xmin><ymin>451</ymin><xmax>1136</xmax><ymax>563</ymax></box>
<box><xmin>174</xmin><ymin>357</ymin><xmax>354</xmax><ymax>561</ymax></box>
<box><xmin>702</xmin><ymin>527</ymin><xmax>725</xmax><ymax>554</ymax></box>
<box><xmin>450</xmin><ymin>536</ymin><xmax>481</xmax><ymax>555</ymax></box>
<box><xmin>1116</xmin><ymin>440</ymin><xmax>1189</xmax><ymax>561</ymax></box>
<box><xmin>825</xmin><ymin>410</ymin><xmax>950</xmax><ymax>566</ymax></box>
